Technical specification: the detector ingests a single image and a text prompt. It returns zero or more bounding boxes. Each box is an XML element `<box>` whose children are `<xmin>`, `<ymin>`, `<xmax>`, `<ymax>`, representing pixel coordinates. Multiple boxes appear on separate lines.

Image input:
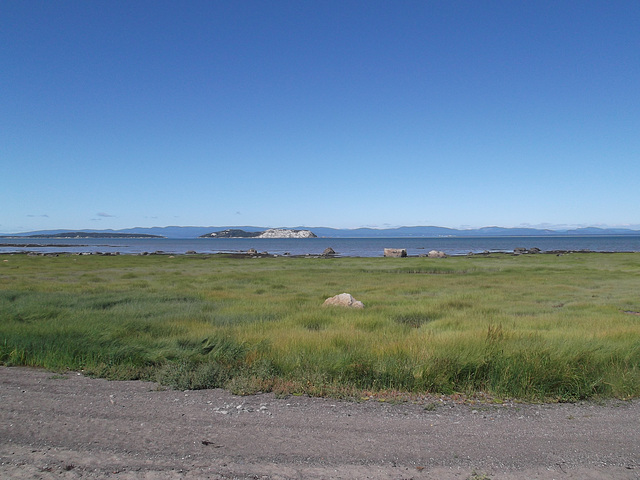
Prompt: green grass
<box><xmin>1</xmin><ymin>252</ymin><xmax>640</xmax><ymax>401</ymax></box>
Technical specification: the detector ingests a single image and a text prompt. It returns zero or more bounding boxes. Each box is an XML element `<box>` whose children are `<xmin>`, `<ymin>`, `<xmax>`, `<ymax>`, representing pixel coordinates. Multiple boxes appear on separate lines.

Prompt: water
<box><xmin>2</xmin><ymin>236</ymin><xmax>640</xmax><ymax>257</ymax></box>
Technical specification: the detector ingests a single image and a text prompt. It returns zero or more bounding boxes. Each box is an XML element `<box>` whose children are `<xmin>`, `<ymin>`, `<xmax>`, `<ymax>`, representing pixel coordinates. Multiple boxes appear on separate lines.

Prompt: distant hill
<box><xmin>0</xmin><ymin>231</ymin><xmax>164</xmax><ymax>239</ymax></box>
<box><xmin>303</xmin><ymin>225</ymin><xmax>640</xmax><ymax>238</ymax></box>
<box><xmin>305</xmin><ymin>226</ymin><xmax>462</xmax><ymax>238</ymax></box>
<box><xmin>565</xmin><ymin>227</ymin><xmax>640</xmax><ymax>235</ymax></box>
<box><xmin>120</xmin><ymin>226</ymin><xmax>266</xmax><ymax>238</ymax></box>
<box><xmin>200</xmin><ymin>229</ymin><xmax>261</xmax><ymax>238</ymax></box>
<box><xmin>4</xmin><ymin>225</ymin><xmax>640</xmax><ymax>239</ymax></box>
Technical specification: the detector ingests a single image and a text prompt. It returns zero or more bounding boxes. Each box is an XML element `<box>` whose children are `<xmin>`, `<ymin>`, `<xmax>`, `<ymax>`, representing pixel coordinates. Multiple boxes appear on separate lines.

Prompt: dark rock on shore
<box><xmin>514</xmin><ymin>247</ymin><xmax>541</xmax><ymax>255</ymax></box>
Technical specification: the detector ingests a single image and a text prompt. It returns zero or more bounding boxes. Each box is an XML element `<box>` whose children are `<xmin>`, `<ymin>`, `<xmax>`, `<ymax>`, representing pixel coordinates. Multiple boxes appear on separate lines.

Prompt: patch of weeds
<box><xmin>393</xmin><ymin>266</ymin><xmax>467</xmax><ymax>275</ymax></box>
<box><xmin>175</xmin><ymin>337</ymin><xmax>201</xmax><ymax>351</ymax></box>
<box><xmin>423</xmin><ymin>402</ymin><xmax>438</xmax><ymax>411</ymax></box>
<box><xmin>297</xmin><ymin>313</ymin><xmax>332</xmax><ymax>331</ymax></box>
<box><xmin>85</xmin><ymin>363</ymin><xmax>155</xmax><ymax>382</ymax></box>
<box><xmin>468</xmin><ymin>470</ymin><xmax>492</xmax><ymax>480</ymax></box>
<box><xmin>443</xmin><ymin>299</ymin><xmax>473</xmax><ymax>310</ymax></box>
<box><xmin>200</xmin><ymin>336</ymin><xmax>247</xmax><ymax>361</ymax></box>
<box><xmin>80</xmin><ymin>274</ymin><xmax>105</xmax><ymax>283</ymax></box>
<box><xmin>486</xmin><ymin>323</ymin><xmax>504</xmax><ymax>343</ymax></box>
<box><xmin>225</xmin><ymin>376</ymin><xmax>265</xmax><ymax>396</ymax></box>
<box><xmin>156</xmin><ymin>360</ymin><xmax>231</xmax><ymax>390</ymax></box>
<box><xmin>393</xmin><ymin>312</ymin><xmax>440</xmax><ymax>328</ymax></box>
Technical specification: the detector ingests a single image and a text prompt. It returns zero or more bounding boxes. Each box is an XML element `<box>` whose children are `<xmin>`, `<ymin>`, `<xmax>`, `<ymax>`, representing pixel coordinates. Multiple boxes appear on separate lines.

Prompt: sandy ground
<box><xmin>1</xmin><ymin>367</ymin><xmax>638</xmax><ymax>480</ymax></box>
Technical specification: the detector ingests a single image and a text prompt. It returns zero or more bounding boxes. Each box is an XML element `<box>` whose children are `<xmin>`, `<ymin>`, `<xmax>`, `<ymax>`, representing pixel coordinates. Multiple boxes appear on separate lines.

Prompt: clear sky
<box><xmin>2</xmin><ymin>1</ymin><xmax>639</xmax><ymax>233</ymax></box>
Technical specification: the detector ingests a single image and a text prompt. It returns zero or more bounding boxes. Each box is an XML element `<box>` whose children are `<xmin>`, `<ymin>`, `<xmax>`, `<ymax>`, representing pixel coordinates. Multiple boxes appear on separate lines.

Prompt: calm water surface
<box><xmin>2</xmin><ymin>236</ymin><xmax>640</xmax><ymax>257</ymax></box>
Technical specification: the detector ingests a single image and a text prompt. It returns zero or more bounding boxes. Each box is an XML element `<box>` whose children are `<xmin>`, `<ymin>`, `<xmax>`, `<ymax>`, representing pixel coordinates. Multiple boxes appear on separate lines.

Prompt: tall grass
<box><xmin>1</xmin><ymin>253</ymin><xmax>640</xmax><ymax>401</ymax></box>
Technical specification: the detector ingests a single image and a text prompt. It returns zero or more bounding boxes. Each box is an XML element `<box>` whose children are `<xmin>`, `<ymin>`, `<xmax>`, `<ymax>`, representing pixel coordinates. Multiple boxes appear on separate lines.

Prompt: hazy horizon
<box><xmin>4</xmin><ymin>222</ymin><xmax>640</xmax><ymax>237</ymax></box>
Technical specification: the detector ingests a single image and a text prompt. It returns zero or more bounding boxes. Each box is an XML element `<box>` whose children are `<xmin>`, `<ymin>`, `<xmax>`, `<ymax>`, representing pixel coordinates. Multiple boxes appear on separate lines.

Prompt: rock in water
<box><xmin>322</xmin><ymin>247</ymin><xmax>336</xmax><ymax>256</ymax></box>
<box><xmin>427</xmin><ymin>250</ymin><xmax>447</xmax><ymax>258</ymax></box>
<box><xmin>384</xmin><ymin>248</ymin><xmax>407</xmax><ymax>257</ymax></box>
<box><xmin>323</xmin><ymin>293</ymin><xmax>364</xmax><ymax>309</ymax></box>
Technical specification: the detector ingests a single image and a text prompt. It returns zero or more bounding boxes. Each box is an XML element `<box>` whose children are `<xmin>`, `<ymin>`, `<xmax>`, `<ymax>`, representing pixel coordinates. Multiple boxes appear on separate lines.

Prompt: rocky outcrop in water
<box><xmin>256</xmin><ymin>229</ymin><xmax>316</xmax><ymax>239</ymax></box>
<box><xmin>199</xmin><ymin>228</ymin><xmax>316</xmax><ymax>239</ymax></box>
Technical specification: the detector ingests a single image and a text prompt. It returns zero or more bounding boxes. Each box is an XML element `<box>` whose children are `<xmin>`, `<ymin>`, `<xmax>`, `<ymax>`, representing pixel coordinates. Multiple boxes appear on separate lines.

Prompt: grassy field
<box><xmin>1</xmin><ymin>252</ymin><xmax>640</xmax><ymax>401</ymax></box>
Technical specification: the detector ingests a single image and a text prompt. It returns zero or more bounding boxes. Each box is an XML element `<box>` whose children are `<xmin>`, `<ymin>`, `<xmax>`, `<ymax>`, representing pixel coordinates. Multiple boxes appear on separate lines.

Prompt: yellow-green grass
<box><xmin>1</xmin><ymin>252</ymin><xmax>639</xmax><ymax>401</ymax></box>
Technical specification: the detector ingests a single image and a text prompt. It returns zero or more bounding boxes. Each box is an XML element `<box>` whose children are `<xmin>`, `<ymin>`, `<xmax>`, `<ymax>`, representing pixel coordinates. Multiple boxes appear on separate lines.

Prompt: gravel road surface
<box><xmin>1</xmin><ymin>367</ymin><xmax>638</xmax><ymax>479</ymax></box>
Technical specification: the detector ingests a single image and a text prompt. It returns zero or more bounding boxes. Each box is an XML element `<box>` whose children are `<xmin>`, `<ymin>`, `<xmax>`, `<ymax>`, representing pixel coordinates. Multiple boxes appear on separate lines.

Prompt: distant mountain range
<box><xmin>0</xmin><ymin>231</ymin><xmax>163</xmax><ymax>239</ymax></box>
<box><xmin>3</xmin><ymin>225</ymin><xmax>640</xmax><ymax>239</ymax></box>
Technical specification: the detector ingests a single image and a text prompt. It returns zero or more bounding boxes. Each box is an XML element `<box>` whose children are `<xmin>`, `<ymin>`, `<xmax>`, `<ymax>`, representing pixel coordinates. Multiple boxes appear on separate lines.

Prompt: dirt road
<box><xmin>1</xmin><ymin>367</ymin><xmax>638</xmax><ymax>479</ymax></box>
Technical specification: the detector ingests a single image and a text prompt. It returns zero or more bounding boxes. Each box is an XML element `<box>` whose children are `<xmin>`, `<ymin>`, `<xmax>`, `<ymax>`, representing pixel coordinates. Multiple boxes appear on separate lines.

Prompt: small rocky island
<box><xmin>199</xmin><ymin>228</ymin><xmax>316</xmax><ymax>239</ymax></box>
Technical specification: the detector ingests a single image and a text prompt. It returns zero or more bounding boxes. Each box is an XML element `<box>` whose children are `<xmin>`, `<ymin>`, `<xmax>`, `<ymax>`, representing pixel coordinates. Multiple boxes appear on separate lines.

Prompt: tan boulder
<box><xmin>323</xmin><ymin>293</ymin><xmax>364</xmax><ymax>309</ymax></box>
<box><xmin>427</xmin><ymin>250</ymin><xmax>447</xmax><ymax>258</ymax></box>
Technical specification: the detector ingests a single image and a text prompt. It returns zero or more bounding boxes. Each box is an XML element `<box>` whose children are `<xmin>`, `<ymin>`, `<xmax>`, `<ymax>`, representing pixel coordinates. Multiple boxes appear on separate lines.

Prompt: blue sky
<box><xmin>2</xmin><ymin>1</ymin><xmax>639</xmax><ymax>233</ymax></box>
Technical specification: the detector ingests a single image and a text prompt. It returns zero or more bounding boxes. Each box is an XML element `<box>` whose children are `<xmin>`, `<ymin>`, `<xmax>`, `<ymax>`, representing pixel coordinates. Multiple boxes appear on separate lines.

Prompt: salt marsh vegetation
<box><xmin>1</xmin><ymin>253</ymin><xmax>639</xmax><ymax>401</ymax></box>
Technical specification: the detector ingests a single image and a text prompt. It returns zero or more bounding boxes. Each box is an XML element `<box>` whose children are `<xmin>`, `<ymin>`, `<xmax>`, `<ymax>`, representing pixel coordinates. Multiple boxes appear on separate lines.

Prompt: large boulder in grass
<box><xmin>427</xmin><ymin>250</ymin><xmax>447</xmax><ymax>258</ymax></box>
<box><xmin>384</xmin><ymin>248</ymin><xmax>407</xmax><ymax>257</ymax></box>
<box><xmin>323</xmin><ymin>293</ymin><xmax>364</xmax><ymax>309</ymax></box>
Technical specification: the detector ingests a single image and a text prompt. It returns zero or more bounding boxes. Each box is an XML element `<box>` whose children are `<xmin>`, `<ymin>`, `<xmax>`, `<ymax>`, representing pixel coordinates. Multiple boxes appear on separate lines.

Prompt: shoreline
<box><xmin>0</xmin><ymin>247</ymin><xmax>631</xmax><ymax>258</ymax></box>
<box><xmin>3</xmin><ymin>235</ymin><xmax>640</xmax><ymax>258</ymax></box>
